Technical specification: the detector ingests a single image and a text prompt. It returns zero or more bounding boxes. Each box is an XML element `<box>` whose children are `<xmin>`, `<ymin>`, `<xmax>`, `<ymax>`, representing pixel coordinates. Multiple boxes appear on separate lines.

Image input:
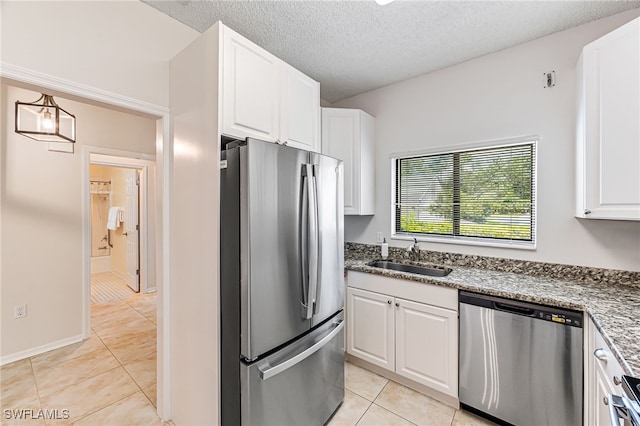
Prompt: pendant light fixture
<box><xmin>15</xmin><ymin>94</ymin><xmax>76</xmax><ymax>144</ymax></box>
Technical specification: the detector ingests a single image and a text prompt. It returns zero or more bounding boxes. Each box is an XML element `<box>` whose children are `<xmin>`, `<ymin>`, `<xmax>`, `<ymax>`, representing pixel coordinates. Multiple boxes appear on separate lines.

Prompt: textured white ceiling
<box><xmin>142</xmin><ymin>1</ymin><xmax>640</xmax><ymax>103</ymax></box>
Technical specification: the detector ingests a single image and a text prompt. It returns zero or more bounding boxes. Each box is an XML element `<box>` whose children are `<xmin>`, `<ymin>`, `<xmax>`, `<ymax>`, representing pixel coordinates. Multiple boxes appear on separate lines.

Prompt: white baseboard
<box><xmin>1</xmin><ymin>334</ymin><xmax>84</xmax><ymax>366</ymax></box>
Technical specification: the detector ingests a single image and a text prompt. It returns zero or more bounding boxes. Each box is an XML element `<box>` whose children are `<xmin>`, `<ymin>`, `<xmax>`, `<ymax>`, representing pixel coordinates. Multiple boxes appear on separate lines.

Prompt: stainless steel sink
<box><xmin>367</xmin><ymin>260</ymin><xmax>452</xmax><ymax>277</ymax></box>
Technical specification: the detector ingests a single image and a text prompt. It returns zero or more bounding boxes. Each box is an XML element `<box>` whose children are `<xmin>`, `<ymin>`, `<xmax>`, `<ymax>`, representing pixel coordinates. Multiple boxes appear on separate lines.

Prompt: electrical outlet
<box><xmin>376</xmin><ymin>232</ymin><xmax>384</xmax><ymax>243</ymax></box>
<box><xmin>14</xmin><ymin>304</ymin><xmax>27</xmax><ymax>319</ymax></box>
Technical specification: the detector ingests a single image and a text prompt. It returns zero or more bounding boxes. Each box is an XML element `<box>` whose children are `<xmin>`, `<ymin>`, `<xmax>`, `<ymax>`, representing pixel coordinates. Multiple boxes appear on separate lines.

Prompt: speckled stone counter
<box><xmin>344</xmin><ymin>245</ymin><xmax>640</xmax><ymax>376</ymax></box>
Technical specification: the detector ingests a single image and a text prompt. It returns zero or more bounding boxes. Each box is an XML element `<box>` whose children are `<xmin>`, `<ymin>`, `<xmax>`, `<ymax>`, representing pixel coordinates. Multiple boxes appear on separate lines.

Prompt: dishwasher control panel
<box><xmin>459</xmin><ymin>291</ymin><xmax>584</xmax><ymax>329</ymax></box>
<box><xmin>539</xmin><ymin>312</ymin><xmax>581</xmax><ymax>327</ymax></box>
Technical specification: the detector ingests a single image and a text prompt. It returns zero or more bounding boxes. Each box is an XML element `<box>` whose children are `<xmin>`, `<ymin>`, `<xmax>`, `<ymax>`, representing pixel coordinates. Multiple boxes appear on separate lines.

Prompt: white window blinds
<box><xmin>394</xmin><ymin>142</ymin><xmax>536</xmax><ymax>244</ymax></box>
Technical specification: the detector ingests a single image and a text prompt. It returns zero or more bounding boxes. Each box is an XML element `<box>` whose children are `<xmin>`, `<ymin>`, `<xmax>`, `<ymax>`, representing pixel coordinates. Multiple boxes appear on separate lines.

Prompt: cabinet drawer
<box><xmin>347</xmin><ymin>271</ymin><xmax>457</xmax><ymax>311</ymax></box>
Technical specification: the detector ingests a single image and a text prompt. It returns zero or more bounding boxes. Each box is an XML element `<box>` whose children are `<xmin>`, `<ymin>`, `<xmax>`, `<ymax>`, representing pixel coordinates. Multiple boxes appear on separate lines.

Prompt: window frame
<box><xmin>390</xmin><ymin>136</ymin><xmax>538</xmax><ymax>250</ymax></box>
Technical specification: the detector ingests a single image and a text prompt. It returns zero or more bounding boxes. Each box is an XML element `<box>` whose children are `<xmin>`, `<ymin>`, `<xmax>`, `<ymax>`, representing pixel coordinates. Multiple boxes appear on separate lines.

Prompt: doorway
<box><xmin>90</xmin><ymin>164</ymin><xmax>141</xmax><ymax>302</ymax></box>
<box><xmin>83</xmin><ymin>151</ymin><xmax>157</xmax><ymax>335</ymax></box>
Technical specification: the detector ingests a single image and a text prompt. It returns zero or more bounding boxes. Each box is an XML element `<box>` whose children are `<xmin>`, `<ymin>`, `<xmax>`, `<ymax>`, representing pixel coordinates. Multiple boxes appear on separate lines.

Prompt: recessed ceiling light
<box><xmin>375</xmin><ymin>0</ymin><xmax>395</xmax><ymax>5</ymax></box>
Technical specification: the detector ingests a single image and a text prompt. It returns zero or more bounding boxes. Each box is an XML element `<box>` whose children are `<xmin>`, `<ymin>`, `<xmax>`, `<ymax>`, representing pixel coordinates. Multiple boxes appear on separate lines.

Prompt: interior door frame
<box><xmin>1</xmin><ymin>63</ymin><xmax>172</xmax><ymax>421</ymax></box>
<box><xmin>85</xmin><ymin>153</ymin><xmax>154</xmax><ymax>295</ymax></box>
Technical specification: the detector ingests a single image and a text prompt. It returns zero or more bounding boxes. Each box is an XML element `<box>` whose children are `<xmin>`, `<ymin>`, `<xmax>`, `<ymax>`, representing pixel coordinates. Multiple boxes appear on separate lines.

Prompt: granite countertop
<box><xmin>345</xmin><ymin>256</ymin><xmax>640</xmax><ymax>376</ymax></box>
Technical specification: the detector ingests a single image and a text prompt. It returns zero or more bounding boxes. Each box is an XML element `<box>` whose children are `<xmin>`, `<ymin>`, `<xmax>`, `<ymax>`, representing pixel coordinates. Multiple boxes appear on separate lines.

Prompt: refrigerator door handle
<box><xmin>258</xmin><ymin>319</ymin><xmax>344</xmax><ymax>380</ymax></box>
<box><xmin>303</xmin><ymin>164</ymin><xmax>319</xmax><ymax>320</ymax></box>
<box><xmin>300</xmin><ymin>166</ymin><xmax>310</xmax><ymax>317</ymax></box>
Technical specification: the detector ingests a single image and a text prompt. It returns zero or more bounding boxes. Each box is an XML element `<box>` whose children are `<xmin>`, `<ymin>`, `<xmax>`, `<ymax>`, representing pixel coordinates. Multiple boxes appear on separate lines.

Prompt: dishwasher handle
<box><xmin>494</xmin><ymin>301</ymin><xmax>535</xmax><ymax>316</ymax></box>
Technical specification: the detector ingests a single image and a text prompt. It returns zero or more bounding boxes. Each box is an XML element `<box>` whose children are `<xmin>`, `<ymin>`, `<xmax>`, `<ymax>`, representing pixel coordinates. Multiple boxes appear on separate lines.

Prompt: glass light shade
<box><xmin>15</xmin><ymin>94</ymin><xmax>76</xmax><ymax>144</ymax></box>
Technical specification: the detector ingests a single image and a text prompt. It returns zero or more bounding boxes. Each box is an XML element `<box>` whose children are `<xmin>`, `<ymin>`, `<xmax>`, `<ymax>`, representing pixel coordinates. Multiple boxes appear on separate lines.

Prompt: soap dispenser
<box><xmin>381</xmin><ymin>238</ymin><xmax>389</xmax><ymax>260</ymax></box>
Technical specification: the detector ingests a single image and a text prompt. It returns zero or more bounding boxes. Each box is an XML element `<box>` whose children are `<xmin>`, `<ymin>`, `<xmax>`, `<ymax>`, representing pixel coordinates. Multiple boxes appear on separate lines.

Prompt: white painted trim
<box><xmin>0</xmin><ymin>62</ymin><xmax>169</xmax><ymax>117</ymax></box>
<box><xmin>389</xmin><ymin>134</ymin><xmax>540</xmax><ymax>160</ymax></box>
<box><xmin>157</xmin><ymin>113</ymin><xmax>172</xmax><ymax>421</ymax></box>
<box><xmin>91</xmin><ymin>151</ymin><xmax>156</xmax><ymax>164</ymax></box>
<box><xmin>139</xmin><ymin>167</ymin><xmax>154</xmax><ymax>293</ymax></box>
<box><xmin>0</xmin><ymin>334</ymin><xmax>84</xmax><ymax>366</ymax></box>
<box><xmin>1</xmin><ymin>64</ymin><xmax>172</xmax><ymax>421</ymax></box>
<box><xmin>87</xmin><ymin>152</ymin><xmax>156</xmax><ymax>294</ymax></box>
<box><xmin>389</xmin><ymin>135</ymin><xmax>539</xmax><ymax>250</ymax></box>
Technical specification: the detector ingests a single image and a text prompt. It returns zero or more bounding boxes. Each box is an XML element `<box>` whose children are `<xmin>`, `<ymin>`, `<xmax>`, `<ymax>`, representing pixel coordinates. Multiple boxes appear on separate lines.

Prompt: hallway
<box><xmin>0</xmin><ymin>292</ymin><xmax>161</xmax><ymax>425</ymax></box>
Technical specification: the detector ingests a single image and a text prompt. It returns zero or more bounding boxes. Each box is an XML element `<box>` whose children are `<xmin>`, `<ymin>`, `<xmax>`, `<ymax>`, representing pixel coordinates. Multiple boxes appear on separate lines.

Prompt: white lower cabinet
<box><xmin>395</xmin><ymin>298</ymin><xmax>458</xmax><ymax>396</ymax></box>
<box><xmin>346</xmin><ymin>272</ymin><xmax>458</xmax><ymax>398</ymax></box>
<box><xmin>593</xmin><ymin>361</ymin><xmax>614</xmax><ymax>426</ymax></box>
<box><xmin>586</xmin><ymin>317</ymin><xmax>626</xmax><ymax>426</ymax></box>
<box><xmin>347</xmin><ymin>287</ymin><xmax>395</xmax><ymax>370</ymax></box>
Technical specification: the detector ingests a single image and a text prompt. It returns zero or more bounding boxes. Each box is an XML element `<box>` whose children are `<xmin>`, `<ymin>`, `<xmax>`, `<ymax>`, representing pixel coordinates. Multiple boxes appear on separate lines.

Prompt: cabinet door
<box><xmin>577</xmin><ymin>17</ymin><xmax>640</xmax><ymax>220</ymax></box>
<box><xmin>222</xmin><ymin>27</ymin><xmax>279</xmax><ymax>141</ymax></box>
<box><xmin>322</xmin><ymin>108</ymin><xmax>375</xmax><ymax>215</ymax></box>
<box><xmin>593</xmin><ymin>361</ymin><xmax>615</xmax><ymax>426</ymax></box>
<box><xmin>322</xmin><ymin>109</ymin><xmax>359</xmax><ymax>214</ymax></box>
<box><xmin>395</xmin><ymin>298</ymin><xmax>458</xmax><ymax>397</ymax></box>
<box><xmin>587</xmin><ymin>318</ymin><xmax>627</xmax><ymax>426</ymax></box>
<box><xmin>346</xmin><ymin>287</ymin><xmax>394</xmax><ymax>370</ymax></box>
<box><xmin>279</xmin><ymin>63</ymin><xmax>320</xmax><ymax>152</ymax></box>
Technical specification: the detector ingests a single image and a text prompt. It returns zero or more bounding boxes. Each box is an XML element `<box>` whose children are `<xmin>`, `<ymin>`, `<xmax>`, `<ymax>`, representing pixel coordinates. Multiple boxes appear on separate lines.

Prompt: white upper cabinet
<box><xmin>222</xmin><ymin>26</ymin><xmax>320</xmax><ymax>151</ymax></box>
<box><xmin>322</xmin><ymin>108</ymin><xmax>375</xmax><ymax>215</ymax></box>
<box><xmin>576</xmin><ymin>17</ymin><xmax>640</xmax><ymax>220</ymax></box>
<box><xmin>222</xmin><ymin>27</ymin><xmax>279</xmax><ymax>142</ymax></box>
<box><xmin>279</xmin><ymin>63</ymin><xmax>320</xmax><ymax>152</ymax></box>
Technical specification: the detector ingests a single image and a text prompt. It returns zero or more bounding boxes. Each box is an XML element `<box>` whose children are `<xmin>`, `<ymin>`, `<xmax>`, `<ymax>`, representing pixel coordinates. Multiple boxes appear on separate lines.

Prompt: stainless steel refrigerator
<box><xmin>220</xmin><ymin>137</ymin><xmax>345</xmax><ymax>426</ymax></box>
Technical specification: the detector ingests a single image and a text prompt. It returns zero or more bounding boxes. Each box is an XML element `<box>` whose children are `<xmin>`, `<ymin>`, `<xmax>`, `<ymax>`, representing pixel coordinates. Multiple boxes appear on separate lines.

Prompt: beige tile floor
<box><xmin>2</xmin><ymin>289</ymin><xmax>493</xmax><ymax>426</ymax></box>
<box><xmin>330</xmin><ymin>362</ymin><xmax>495</xmax><ymax>426</ymax></box>
<box><xmin>0</xmin><ymin>291</ymin><xmax>163</xmax><ymax>425</ymax></box>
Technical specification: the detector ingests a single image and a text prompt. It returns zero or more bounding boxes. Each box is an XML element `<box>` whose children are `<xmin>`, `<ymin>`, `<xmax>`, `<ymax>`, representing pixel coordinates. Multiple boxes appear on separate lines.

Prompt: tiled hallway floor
<box><xmin>330</xmin><ymin>362</ymin><xmax>495</xmax><ymax>426</ymax></box>
<box><xmin>0</xmin><ymin>292</ymin><xmax>162</xmax><ymax>425</ymax></box>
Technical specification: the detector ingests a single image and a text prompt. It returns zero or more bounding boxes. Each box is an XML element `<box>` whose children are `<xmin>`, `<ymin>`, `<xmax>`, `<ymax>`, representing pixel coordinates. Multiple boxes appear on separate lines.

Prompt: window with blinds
<box><xmin>394</xmin><ymin>141</ymin><xmax>536</xmax><ymax>245</ymax></box>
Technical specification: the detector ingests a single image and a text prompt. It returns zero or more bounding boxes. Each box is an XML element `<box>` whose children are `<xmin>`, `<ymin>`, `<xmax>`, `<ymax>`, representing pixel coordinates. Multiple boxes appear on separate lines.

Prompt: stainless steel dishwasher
<box><xmin>459</xmin><ymin>291</ymin><xmax>583</xmax><ymax>426</ymax></box>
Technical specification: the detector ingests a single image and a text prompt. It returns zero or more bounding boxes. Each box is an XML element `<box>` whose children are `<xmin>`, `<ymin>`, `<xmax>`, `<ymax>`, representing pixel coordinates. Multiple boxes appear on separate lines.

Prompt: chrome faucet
<box><xmin>406</xmin><ymin>238</ymin><xmax>420</xmax><ymax>261</ymax></box>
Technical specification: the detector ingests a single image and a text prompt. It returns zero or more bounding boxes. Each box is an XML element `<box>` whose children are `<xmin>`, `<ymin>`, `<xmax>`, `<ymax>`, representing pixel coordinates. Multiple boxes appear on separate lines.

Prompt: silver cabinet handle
<box><xmin>613</xmin><ymin>376</ymin><xmax>621</xmax><ymax>385</ymax></box>
<box><xmin>395</xmin><ymin>302</ymin><xmax>399</xmax><ymax>307</ymax></box>
<box><xmin>604</xmin><ymin>396</ymin><xmax>609</xmax><ymax>405</ymax></box>
<box><xmin>584</xmin><ymin>209</ymin><xmax>592</xmax><ymax>215</ymax></box>
<box><xmin>387</xmin><ymin>300</ymin><xmax>392</xmax><ymax>304</ymax></box>
<box><xmin>594</xmin><ymin>348</ymin><xmax>608</xmax><ymax>362</ymax></box>
<box><xmin>258</xmin><ymin>320</ymin><xmax>344</xmax><ymax>380</ymax></box>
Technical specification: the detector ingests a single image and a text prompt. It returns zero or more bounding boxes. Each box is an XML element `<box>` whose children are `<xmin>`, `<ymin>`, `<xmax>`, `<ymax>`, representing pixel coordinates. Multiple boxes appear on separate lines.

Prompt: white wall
<box><xmin>0</xmin><ymin>0</ymin><xmax>197</xmax><ymax>107</ymax></box>
<box><xmin>1</xmin><ymin>83</ymin><xmax>156</xmax><ymax>361</ymax></box>
<box><xmin>169</xmin><ymin>23</ymin><xmax>221</xmax><ymax>425</ymax></box>
<box><xmin>332</xmin><ymin>9</ymin><xmax>640</xmax><ymax>272</ymax></box>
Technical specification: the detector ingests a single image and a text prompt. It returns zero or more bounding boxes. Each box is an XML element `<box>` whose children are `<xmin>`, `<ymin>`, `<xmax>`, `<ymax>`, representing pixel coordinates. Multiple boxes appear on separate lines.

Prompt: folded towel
<box><xmin>107</xmin><ymin>207</ymin><xmax>124</xmax><ymax>230</ymax></box>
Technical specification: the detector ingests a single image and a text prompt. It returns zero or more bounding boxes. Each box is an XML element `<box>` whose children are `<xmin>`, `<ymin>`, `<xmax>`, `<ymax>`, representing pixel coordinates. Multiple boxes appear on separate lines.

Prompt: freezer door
<box><xmin>310</xmin><ymin>153</ymin><xmax>345</xmax><ymax>327</ymax></box>
<box><xmin>242</xmin><ymin>139</ymin><xmax>311</xmax><ymax>360</ymax></box>
<box><xmin>241</xmin><ymin>312</ymin><xmax>345</xmax><ymax>426</ymax></box>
